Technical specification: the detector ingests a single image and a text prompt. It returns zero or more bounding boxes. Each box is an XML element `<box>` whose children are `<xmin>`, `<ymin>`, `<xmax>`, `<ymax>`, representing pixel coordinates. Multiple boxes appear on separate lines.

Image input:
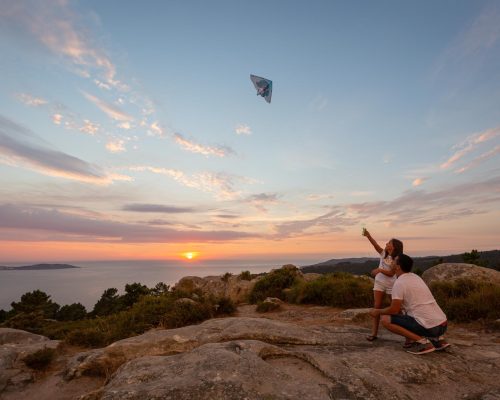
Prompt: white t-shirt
<box><xmin>375</xmin><ymin>251</ymin><xmax>396</xmax><ymax>287</ymax></box>
<box><xmin>391</xmin><ymin>272</ymin><xmax>447</xmax><ymax>329</ymax></box>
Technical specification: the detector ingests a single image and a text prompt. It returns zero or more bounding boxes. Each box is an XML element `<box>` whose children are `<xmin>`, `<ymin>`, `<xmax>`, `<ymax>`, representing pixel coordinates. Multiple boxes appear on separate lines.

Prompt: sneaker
<box><xmin>406</xmin><ymin>341</ymin><xmax>436</xmax><ymax>355</ymax></box>
<box><xmin>430</xmin><ymin>339</ymin><xmax>451</xmax><ymax>351</ymax></box>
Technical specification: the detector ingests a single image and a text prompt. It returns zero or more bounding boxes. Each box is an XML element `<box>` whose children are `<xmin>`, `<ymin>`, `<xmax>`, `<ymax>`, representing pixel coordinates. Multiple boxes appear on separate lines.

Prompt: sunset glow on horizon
<box><xmin>0</xmin><ymin>1</ymin><xmax>498</xmax><ymax>264</ymax></box>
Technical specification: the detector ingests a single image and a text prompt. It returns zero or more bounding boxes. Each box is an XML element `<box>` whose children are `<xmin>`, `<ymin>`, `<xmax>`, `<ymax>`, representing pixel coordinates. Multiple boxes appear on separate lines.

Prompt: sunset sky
<box><xmin>0</xmin><ymin>0</ymin><xmax>499</xmax><ymax>263</ymax></box>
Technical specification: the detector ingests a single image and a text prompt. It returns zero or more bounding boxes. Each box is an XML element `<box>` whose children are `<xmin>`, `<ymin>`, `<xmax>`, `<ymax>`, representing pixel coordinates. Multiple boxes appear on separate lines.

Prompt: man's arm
<box><xmin>369</xmin><ymin>299</ymin><xmax>402</xmax><ymax>317</ymax></box>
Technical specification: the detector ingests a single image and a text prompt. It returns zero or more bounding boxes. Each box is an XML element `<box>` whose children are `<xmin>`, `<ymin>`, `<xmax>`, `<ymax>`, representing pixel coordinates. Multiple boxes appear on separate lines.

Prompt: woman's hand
<box><xmin>362</xmin><ymin>228</ymin><xmax>370</xmax><ymax>237</ymax></box>
<box><xmin>371</xmin><ymin>268</ymin><xmax>379</xmax><ymax>277</ymax></box>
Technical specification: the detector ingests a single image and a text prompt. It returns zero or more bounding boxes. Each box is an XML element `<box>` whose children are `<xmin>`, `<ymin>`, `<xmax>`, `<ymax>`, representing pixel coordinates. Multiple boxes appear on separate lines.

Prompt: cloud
<box><xmin>173</xmin><ymin>133</ymin><xmax>235</xmax><ymax>157</ymax></box>
<box><xmin>245</xmin><ymin>193</ymin><xmax>280</xmax><ymax>212</ymax></box>
<box><xmin>129</xmin><ymin>165</ymin><xmax>244</xmax><ymax>200</ymax></box>
<box><xmin>52</xmin><ymin>113</ymin><xmax>63</xmax><ymax>125</ymax></box>
<box><xmin>15</xmin><ymin>93</ymin><xmax>48</xmax><ymax>107</ymax></box>
<box><xmin>235</xmin><ymin>124</ymin><xmax>252</xmax><ymax>135</ymax></box>
<box><xmin>307</xmin><ymin>194</ymin><xmax>335</xmax><ymax>201</ymax></box>
<box><xmin>0</xmin><ymin>114</ymin><xmax>130</xmax><ymax>185</ymax></box>
<box><xmin>79</xmin><ymin>119</ymin><xmax>99</xmax><ymax>135</ymax></box>
<box><xmin>82</xmin><ymin>91</ymin><xmax>134</xmax><ymax>122</ymax></box>
<box><xmin>455</xmin><ymin>145</ymin><xmax>500</xmax><ymax>173</ymax></box>
<box><xmin>122</xmin><ymin>204</ymin><xmax>197</xmax><ymax>213</ymax></box>
<box><xmin>412</xmin><ymin>177</ymin><xmax>427</xmax><ymax>187</ymax></box>
<box><xmin>0</xmin><ymin>203</ymin><xmax>255</xmax><ymax>243</ymax></box>
<box><xmin>117</xmin><ymin>121</ymin><xmax>132</xmax><ymax>130</ymax></box>
<box><xmin>148</xmin><ymin>121</ymin><xmax>165</xmax><ymax>137</ymax></box>
<box><xmin>441</xmin><ymin>126</ymin><xmax>500</xmax><ymax>170</ymax></box>
<box><xmin>433</xmin><ymin>3</ymin><xmax>500</xmax><ymax>77</ymax></box>
<box><xmin>350</xmin><ymin>191</ymin><xmax>373</xmax><ymax>197</ymax></box>
<box><xmin>106</xmin><ymin>139</ymin><xmax>126</xmax><ymax>153</ymax></box>
<box><xmin>1</xmin><ymin>1</ymin><xmax>122</xmax><ymax>89</ymax></box>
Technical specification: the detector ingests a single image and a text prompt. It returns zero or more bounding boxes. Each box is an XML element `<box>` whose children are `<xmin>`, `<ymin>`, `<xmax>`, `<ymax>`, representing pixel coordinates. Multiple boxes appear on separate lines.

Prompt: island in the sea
<box><xmin>0</xmin><ymin>264</ymin><xmax>80</xmax><ymax>271</ymax></box>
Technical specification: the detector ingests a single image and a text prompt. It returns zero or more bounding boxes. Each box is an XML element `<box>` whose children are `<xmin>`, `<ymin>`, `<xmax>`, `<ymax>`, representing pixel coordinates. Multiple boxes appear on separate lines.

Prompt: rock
<box><xmin>335</xmin><ymin>308</ymin><xmax>372</xmax><ymax>321</ymax></box>
<box><xmin>174</xmin><ymin>298</ymin><xmax>198</xmax><ymax>306</ymax></box>
<box><xmin>0</xmin><ymin>328</ymin><xmax>61</xmax><ymax>394</ymax></box>
<box><xmin>422</xmin><ymin>263</ymin><xmax>500</xmax><ymax>286</ymax></box>
<box><xmin>0</xmin><ymin>328</ymin><xmax>49</xmax><ymax>345</ymax></box>
<box><xmin>174</xmin><ymin>274</ymin><xmax>259</xmax><ymax>304</ymax></box>
<box><xmin>263</xmin><ymin>297</ymin><xmax>283</xmax><ymax>305</ymax></box>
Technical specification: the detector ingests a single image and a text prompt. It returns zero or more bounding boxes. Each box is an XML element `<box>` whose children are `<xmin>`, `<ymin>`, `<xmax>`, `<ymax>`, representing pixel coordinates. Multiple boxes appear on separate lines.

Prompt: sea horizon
<box><xmin>0</xmin><ymin>257</ymin><xmax>321</xmax><ymax>311</ymax></box>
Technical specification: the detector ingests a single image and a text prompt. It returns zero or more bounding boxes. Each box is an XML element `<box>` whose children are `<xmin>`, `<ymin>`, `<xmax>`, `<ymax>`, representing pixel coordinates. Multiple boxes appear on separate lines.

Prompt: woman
<box><xmin>362</xmin><ymin>228</ymin><xmax>403</xmax><ymax>341</ymax></box>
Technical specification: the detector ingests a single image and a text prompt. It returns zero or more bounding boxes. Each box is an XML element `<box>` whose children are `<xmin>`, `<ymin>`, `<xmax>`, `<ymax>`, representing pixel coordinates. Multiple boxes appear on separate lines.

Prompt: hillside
<box><xmin>300</xmin><ymin>250</ymin><xmax>500</xmax><ymax>275</ymax></box>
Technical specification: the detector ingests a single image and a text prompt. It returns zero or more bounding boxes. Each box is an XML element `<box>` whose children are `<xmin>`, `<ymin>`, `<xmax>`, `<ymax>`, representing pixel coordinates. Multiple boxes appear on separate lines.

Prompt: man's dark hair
<box><xmin>397</xmin><ymin>254</ymin><xmax>414</xmax><ymax>272</ymax></box>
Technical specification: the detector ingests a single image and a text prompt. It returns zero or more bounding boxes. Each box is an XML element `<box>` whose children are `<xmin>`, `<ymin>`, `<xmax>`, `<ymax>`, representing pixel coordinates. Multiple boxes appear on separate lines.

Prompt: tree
<box><xmin>0</xmin><ymin>309</ymin><xmax>6</xmax><ymax>323</ymax></box>
<box><xmin>121</xmin><ymin>283</ymin><xmax>150</xmax><ymax>307</ymax></box>
<box><xmin>91</xmin><ymin>288</ymin><xmax>121</xmax><ymax>316</ymax></box>
<box><xmin>10</xmin><ymin>290</ymin><xmax>60</xmax><ymax>319</ymax></box>
<box><xmin>150</xmin><ymin>282</ymin><xmax>170</xmax><ymax>296</ymax></box>
<box><xmin>56</xmin><ymin>303</ymin><xmax>87</xmax><ymax>321</ymax></box>
<box><xmin>463</xmin><ymin>250</ymin><xmax>488</xmax><ymax>267</ymax></box>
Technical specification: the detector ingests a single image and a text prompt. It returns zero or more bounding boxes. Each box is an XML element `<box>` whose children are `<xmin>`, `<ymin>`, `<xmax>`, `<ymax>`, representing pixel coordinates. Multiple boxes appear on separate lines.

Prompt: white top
<box><xmin>375</xmin><ymin>251</ymin><xmax>396</xmax><ymax>287</ymax></box>
<box><xmin>391</xmin><ymin>272</ymin><xmax>447</xmax><ymax>329</ymax></box>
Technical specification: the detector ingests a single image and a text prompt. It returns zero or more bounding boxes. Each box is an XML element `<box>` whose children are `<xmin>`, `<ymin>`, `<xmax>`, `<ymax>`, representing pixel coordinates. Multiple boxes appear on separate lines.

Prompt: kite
<box><xmin>250</xmin><ymin>74</ymin><xmax>272</xmax><ymax>103</ymax></box>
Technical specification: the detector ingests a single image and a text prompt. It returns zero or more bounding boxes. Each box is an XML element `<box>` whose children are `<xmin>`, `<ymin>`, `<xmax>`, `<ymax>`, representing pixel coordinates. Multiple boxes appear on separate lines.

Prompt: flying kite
<box><xmin>250</xmin><ymin>74</ymin><xmax>272</xmax><ymax>103</ymax></box>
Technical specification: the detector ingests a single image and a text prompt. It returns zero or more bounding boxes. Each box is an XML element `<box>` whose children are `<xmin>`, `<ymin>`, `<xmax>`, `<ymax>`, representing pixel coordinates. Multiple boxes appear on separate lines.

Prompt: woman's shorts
<box><xmin>373</xmin><ymin>280</ymin><xmax>393</xmax><ymax>294</ymax></box>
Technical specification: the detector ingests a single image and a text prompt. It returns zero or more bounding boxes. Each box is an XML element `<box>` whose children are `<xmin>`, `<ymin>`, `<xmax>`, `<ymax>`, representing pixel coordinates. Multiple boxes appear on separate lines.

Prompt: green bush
<box><xmin>287</xmin><ymin>273</ymin><xmax>373</xmax><ymax>308</ymax></box>
<box><xmin>23</xmin><ymin>347</ymin><xmax>56</xmax><ymax>370</ymax></box>
<box><xmin>56</xmin><ymin>303</ymin><xmax>87</xmax><ymax>321</ymax></box>
<box><xmin>215</xmin><ymin>297</ymin><xmax>237</xmax><ymax>315</ymax></box>
<box><xmin>249</xmin><ymin>267</ymin><xmax>299</xmax><ymax>303</ymax></box>
<box><xmin>161</xmin><ymin>300</ymin><xmax>213</xmax><ymax>329</ymax></box>
<box><xmin>10</xmin><ymin>290</ymin><xmax>60</xmax><ymax>319</ymax></box>
<box><xmin>431</xmin><ymin>279</ymin><xmax>500</xmax><ymax>322</ymax></box>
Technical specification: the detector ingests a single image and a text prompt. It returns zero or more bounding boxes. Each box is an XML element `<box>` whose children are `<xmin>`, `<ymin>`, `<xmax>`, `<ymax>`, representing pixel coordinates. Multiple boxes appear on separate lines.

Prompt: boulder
<box><xmin>0</xmin><ymin>328</ymin><xmax>61</xmax><ymax>394</ymax></box>
<box><xmin>174</xmin><ymin>274</ymin><xmax>259</xmax><ymax>304</ymax></box>
<box><xmin>422</xmin><ymin>263</ymin><xmax>500</xmax><ymax>286</ymax></box>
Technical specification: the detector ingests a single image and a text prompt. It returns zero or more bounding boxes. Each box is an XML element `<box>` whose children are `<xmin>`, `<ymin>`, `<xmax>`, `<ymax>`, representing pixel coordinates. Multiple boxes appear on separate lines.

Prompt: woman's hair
<box><xmin>385</xmin><ymin>238</ymin><xmax>403</xmax><ymax>258</ymax></box>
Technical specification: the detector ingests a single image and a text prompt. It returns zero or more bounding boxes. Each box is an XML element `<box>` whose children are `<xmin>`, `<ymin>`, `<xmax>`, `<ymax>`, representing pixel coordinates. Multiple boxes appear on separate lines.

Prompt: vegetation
<box><xmin>430</xmin><ymin>278</ymin><xmax>500</xmax><ymax>322</ymax></box>
<box><xmin>256</xmin><ymin>300</ymin><xmax>281</xmax><ymax>313</ymax></box>
<box><xmin>249</xmin><ymin>266</ymin><xmax>300</xmax><ymax>303</ymax></box>
<box><xmin>462</xmin><ymin>249</ymin><xmax>488</xmax><ymax>267</ymax></box>
<box><xmin>287</xmin><ymin>273</ymin><xmax>373</xmax><ymax>308</ymax></box>
<box><xmin>238</xmin><ymin>270</ymin><xmax>252</xmax><ymax>281</ymax></box>
<box><xmin>23</xmin><ymin>347</ymin><xmax>56</xmax><ymax>370</ymax></box>
<box><xmin>1</xmin><ymin>280</ymin><xmax>236</xmax><ymax>348</ymax></box>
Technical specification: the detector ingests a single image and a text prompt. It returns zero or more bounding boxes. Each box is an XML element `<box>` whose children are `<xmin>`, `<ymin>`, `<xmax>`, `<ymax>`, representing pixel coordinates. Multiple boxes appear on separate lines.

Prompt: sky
<box><xmin>0</xmin><ymin>0</ymin><xmax>499</xmax><ymax>264</ymax></box>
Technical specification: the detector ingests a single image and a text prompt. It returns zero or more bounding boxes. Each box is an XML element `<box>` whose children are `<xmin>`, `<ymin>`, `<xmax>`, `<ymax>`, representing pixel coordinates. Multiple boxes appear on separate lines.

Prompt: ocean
<box><xmin>0</xmin><ymin>259</ymin><xmax>316</xmax><ymax>311</ymax></box>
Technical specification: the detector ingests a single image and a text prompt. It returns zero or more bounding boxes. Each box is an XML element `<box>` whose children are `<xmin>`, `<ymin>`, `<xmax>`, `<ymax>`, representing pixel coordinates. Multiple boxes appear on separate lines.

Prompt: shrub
<box><xmin>23</xmin><ymin>347</ymin><xmax>56</xmax><ymax>370</ymax></box>
<box><xmin>161</xmin><ymin>300</ymin><xmax>213</xmax><ymax>329</ymax></box>
<box><xmin>10</xmin><ymin>290</ymin><xmax>60</xmax><ymax>319</ymax></box>
<box><xmin>4</xmin><ymin>311</ymin><xmax>47</xmax><ymax>334</ymax></box>
<box><xmin>215</xmin><ymin>297</ymin><xmax>237</xmax><ymax>315</ymax></box>
<box><xmin>221</xmin><ymin>272</ymin><xmax>232</xmax><ymax>283</ymax></box>
<box><xmin>287</xmin><ymin>273</ymin><xmax>373</xmax><ymax>308</ymax></box>
<box><xmin>256</xmin><ymin>301</ymin><xmax>281</xmax><ymax>313</ymax></box>
<box><xmin>238</xmin><ymin>271</ymin><xmax>252</xmax><ymax>281</ymax></box>
<box><xmin>431</xmin><ymin>278</ymin><xmax>500</xmax><ymax>322</ymax></box>
<box><xmin>249</xmin><ymin>267</ymin><xmax>299</xmax><ymax>303</ymax></box>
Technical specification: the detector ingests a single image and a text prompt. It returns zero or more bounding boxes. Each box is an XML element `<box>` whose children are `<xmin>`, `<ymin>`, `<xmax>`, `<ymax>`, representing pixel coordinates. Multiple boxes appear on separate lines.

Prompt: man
<box><xmin>369</xmin><ymin>253</ymin><xmax>450</xmax><ymax>355</ymax></box>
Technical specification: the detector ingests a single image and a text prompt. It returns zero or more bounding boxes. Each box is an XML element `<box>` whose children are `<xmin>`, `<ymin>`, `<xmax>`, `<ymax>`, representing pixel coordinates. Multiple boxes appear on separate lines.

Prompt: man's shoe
<box><xmin>406</xmin><ymin>341</ymin><xmax>436</xmax><ymax>355</ymax></box>
<box><xmin>430</xmin><ymin>339</ymin><xmax>451</xmax><ymax>351</ymax></box>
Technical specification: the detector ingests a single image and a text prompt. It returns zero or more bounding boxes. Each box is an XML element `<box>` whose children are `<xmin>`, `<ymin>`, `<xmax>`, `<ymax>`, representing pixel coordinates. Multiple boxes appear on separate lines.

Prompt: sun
<box><xmin>182</xmin><ymin>252</ymin><xmax>199</xmax><ymax>260</ymax></box>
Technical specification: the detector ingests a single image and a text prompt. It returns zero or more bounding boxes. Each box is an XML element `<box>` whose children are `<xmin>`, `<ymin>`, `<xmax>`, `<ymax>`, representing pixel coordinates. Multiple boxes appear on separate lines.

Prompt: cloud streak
<box><xmin>0</xmin><ymin>203</ymin><xmax>255</xmax><ymax>243</ymax></box>
<box><xmin>122</xmin><ymin>203</ymin><xmax>197</xmax><ymax>213</ymax></box>
<box><xmin>173</xmin><ymin>133</ymin><xmax>235</xmax><ymax>157</ymax></box>
<box><xmin>0</xmin><ymin>115</ymin><xmax>130</xmax><ymax>185</ymax></box>
<box><xmin>82</xmin><ymin>91</ymin><xmax>134</xmax><ymax>122</ymax></box>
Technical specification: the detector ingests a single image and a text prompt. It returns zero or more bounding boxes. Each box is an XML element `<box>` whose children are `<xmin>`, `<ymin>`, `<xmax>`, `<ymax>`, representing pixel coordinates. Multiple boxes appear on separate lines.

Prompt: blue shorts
<box><xmin>391</xmin><ymin>314</ymin><xmax>447</xmax><ymax>338</ymax></box>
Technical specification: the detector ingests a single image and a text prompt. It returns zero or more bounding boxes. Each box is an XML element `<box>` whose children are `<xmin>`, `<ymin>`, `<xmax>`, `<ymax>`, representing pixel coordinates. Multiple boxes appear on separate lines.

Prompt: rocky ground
<box><xmin>1</xmin><ymin>302</ymin><xmax>499</xmax><ymax>400</ymax></box>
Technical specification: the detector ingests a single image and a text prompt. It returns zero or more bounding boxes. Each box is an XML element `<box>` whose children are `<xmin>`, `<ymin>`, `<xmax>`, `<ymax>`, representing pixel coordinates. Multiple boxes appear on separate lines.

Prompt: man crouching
<box><xmin>369</xmin><ymin>253</ymin><xmax>450</xmax><ymax>355</ymax></box>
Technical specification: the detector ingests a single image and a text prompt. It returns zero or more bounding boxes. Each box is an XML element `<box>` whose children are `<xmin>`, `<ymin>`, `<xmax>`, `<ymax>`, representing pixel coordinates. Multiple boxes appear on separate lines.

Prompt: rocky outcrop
<box><xmin>174</xmin><ymin>274</ymin><xmax>259</xmax><ymax>304</ymax></box>
<box><xmin>64</xmin><ymin>315</ymin><xmax>500</xmax><ymax>400</ymax></box>
<box><xmin>422</xmin><ymin>263</ymin><xmax>500</xmax><ymax>286</ymax></box>
<box><xmin>0</xmin><ymin>328</ymin><xmax>61</xmax><ymax>394</ymax></box>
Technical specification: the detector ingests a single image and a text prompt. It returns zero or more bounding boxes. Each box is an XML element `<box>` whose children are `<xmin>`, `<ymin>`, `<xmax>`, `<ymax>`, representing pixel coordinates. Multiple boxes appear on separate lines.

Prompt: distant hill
<box><xmin>0</xmin><ymin>263</ymin><xmax>80</xmax><ymax>271</ymax></box>
<box><xmin>300</xmin><ymin>250</ymin><xmax>500</xmax><ymax>275</ymax></box>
